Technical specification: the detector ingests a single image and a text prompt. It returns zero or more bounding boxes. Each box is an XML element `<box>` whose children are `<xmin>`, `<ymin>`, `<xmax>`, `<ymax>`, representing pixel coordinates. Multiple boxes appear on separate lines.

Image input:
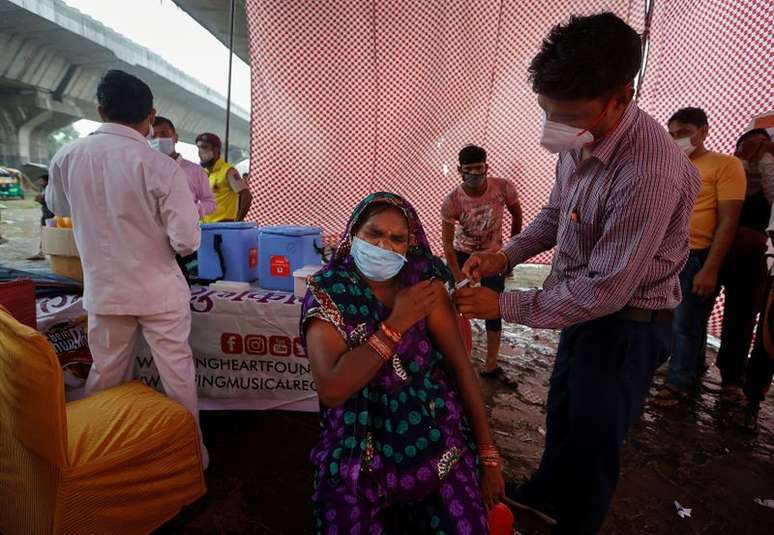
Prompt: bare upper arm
<box><xmin>442</xmin><ymin>220</ymin><xmax>456</xmax><ymax>241</ymax></box>
<box><xmin>426</xmin><ymin>280</ymin><xmax>455</xmax><ymax>328</ymax></box>
<box><xmin>425</xmin><ymin>281</ymin><xmax>467</xmax><ymax>371</ymax></box>
<box><xmin>717</xmin><ymin>199</ymin><xmax>743</xmax><ymax>224</ymax></box>
<box><xmin>507</xmin><ymin>201</ymin><xmax>521</xmax><ymax>215</ymax></box>
<box><xmin>226</xmin><ymin>167</ymin><xmax>249</xmax><ymax>192</ymax></box>
<box><xmin>304</xmin><ymin>318</ymin><xmax>348</xmax><ymax>378</ymax></box>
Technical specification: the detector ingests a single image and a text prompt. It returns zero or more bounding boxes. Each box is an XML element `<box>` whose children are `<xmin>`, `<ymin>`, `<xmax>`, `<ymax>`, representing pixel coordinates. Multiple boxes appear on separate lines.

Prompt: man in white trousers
<box><xmin>46</xmin><ymin>69</ymin><xmax>208</xmax><ymax>469</ymax></box>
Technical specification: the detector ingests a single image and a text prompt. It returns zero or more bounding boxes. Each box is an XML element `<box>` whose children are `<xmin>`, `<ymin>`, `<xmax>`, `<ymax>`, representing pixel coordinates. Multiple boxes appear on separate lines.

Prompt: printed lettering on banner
<box><xmin>134</xmin><ymin>285</ymin><xmax>317</xmax><ymax>412</ymax></box>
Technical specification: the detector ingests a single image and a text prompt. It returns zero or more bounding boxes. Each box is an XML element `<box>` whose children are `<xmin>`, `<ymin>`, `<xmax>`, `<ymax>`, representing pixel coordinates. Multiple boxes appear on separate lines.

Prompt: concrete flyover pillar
<box><xmin>0</xmin><ymin>90</ymin><xmax>76</xmax><ymax>168</ymax></box>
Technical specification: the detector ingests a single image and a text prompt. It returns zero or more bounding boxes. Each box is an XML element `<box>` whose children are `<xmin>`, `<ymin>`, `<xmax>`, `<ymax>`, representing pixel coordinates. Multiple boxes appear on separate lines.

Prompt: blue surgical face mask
<box><xmin>351</xmin><ymin>236</ymin><xmax>407</xmax><ymax>282</ymax></box>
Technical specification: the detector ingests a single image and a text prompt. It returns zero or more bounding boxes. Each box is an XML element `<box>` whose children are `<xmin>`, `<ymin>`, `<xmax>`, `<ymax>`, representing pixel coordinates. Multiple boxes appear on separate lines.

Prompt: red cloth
<box><xmin>195</xmin><ymin>132</ymin><xmax>221</xmax><ymax>149</ymax></box>
<box><xmin>0</xmin><ymin>279</ymin><xmax>36</xmax><ymax>329</ymax></box>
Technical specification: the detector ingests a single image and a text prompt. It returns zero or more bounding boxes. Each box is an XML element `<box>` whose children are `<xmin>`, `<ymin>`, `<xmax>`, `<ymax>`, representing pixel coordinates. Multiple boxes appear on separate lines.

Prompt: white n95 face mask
<box><xmin>199</xmin><ymin>149</ymin><xmax>215</xmax><ymax>165</ymax></box>
<box><xmin>675</xmin><ymin>136</ymin><xmax>696</xmax><ymax>156</ymax></box>
<box><xmin>149</xmin><ymin>137</ymin><xmax>175</xmax><ymax>155</ymax></box>
<box><xmin>539</xmin><ymin>118</ymin><xmax>595</xmax><ymax>154</ymax></box>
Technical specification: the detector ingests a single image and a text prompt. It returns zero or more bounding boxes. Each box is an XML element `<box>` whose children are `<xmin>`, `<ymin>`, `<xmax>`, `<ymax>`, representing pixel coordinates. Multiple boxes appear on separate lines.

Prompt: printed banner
<box><xmin>134</xmin><ymin>285</ymin><xmax>318</xmax><ymax>412</ymax></box>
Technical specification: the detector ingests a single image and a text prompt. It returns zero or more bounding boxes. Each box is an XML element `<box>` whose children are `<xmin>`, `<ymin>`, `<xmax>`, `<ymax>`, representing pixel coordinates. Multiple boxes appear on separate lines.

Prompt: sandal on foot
<box><xmin>479</xmin><ymin>366</ymin><xmax>503</xmax><ymax>378</ymax></box>
<box><xmin>651</xmin><ymin>385</ymin><xmax>688</xmax><ymax>407</ymax></box>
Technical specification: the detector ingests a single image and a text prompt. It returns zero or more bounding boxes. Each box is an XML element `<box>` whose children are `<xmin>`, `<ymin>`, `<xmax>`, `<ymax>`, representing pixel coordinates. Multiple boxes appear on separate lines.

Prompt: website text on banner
<box><xmin>132</xmin><ymin>286</ymin><xmax>317</xmax><ymax>412</ymax></box>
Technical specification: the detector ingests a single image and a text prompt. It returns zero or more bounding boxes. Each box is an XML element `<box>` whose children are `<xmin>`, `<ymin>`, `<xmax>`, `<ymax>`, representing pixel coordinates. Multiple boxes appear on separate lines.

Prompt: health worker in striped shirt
<box><xmin>454</xmin><ymin>12</ymin><xmax>701</xmax><ymax>534</ymax></box>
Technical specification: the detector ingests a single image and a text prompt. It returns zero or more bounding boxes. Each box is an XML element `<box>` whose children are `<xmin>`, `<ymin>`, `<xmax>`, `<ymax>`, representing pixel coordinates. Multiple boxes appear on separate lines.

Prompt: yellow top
<box><xmin>689</xmin><ymin>151</ymin><xmax>746</xmax><ymax>250</ymax></box>
<box><xmin>202</xmin><ymin>157</ymin><xmax>238</xmax><ymax>223</ymax></box>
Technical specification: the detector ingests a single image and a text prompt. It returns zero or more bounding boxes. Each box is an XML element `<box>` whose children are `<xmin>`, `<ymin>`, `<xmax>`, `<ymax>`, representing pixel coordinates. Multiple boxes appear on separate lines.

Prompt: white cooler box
<box><xmin>293</xmin><ymin>265</ymin><xmax>323</xmax><ymax>298</ymax></box>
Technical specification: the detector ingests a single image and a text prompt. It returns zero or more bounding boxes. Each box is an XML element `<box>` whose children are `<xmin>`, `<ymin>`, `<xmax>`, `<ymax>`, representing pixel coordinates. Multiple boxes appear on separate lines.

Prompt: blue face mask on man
<box><xmin>351</xmin><ymin>236</ymin><xmax>407</xmax><ymax>281</ymax></box>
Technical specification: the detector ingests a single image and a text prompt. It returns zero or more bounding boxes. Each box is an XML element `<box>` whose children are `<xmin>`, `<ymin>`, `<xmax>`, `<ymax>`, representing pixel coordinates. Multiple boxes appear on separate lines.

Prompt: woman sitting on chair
<box><xmin>301</xmin><ymin>192</ymin><xmax>504</xmax><ymax>534</ymax></box>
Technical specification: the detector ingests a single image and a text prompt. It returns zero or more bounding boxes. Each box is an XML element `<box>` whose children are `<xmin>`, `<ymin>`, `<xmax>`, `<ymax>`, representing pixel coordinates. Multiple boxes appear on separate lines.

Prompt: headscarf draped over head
<box><xmin>301</xmin><ymin>191</ymin><xmax>451</xmax><ymax>346</ymax></box>
<box><xmin>330</xmin><ymin>191</ymin><xmax>449</xmax><ymax>280</ymax></box>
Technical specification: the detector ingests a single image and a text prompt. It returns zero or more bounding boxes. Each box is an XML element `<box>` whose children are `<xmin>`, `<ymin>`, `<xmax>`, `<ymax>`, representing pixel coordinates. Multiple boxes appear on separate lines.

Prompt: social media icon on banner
<box><xmin>245</xmin><ymin>335</ymin><xmax>267</xmax><ymax>355</ymax></box>
<box><xmin>270</xmin><ymin>335</ymin><xmax>292</xmax><ymax>357</ymax></box>
<box><xmin>221</xmin><ymin>333</ymin><xmax>243</xmax><ymax>354</ymax></box>
<box><xmin>293</xmin><ymin>337</ymin><xmax>306</xmax><ymax>358</ymax></box>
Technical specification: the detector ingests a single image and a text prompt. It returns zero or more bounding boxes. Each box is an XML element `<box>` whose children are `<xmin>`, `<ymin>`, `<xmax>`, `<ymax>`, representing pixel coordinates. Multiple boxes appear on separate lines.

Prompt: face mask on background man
<box><xmin>199</xmin><ymin>149</ymin><xmax>215</xmax><ymax>165</ymax></box>
<box><xmin>675</xmin><ymin>136</ymin><xmax>697</xmax><ymax>156</ymax></box>
<box><xmin>462</xmin><ymin>172</ymin><xmax>486</xmax><ymax>188</ymax></box>
<box><xmin>149</xmin><ymin>138</ymin><xmax>175</xmax><ymax>155</ymax></box>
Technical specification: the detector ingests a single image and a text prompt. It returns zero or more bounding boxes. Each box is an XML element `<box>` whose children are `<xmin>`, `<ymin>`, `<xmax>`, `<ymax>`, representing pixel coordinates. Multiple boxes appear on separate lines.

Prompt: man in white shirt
<box><xmin>46</xmin><ymin>70</ymin><xmax>208</xmax><ymax>468</ymax></box>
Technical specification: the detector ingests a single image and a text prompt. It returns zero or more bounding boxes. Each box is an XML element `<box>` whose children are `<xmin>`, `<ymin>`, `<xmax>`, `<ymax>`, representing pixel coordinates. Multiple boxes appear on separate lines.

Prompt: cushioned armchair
<box><xmin>0</xmin><ymin>307</ymin><xmax>206</xmax><ymax>534</ymax></box>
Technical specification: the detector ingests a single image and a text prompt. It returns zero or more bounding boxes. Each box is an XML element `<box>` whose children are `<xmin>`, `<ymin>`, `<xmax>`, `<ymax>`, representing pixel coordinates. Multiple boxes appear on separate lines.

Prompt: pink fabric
<box><xmin>243</xmin><ymin>0</ymin><xmax>773</xmax><ymax>338</ymax></box>
<box><xmin>244</xmin><ymin>0</ymin><xmax>642</xmax><ymax>258</ymax></box>
<box><xmin>499</xmin><ymin>102</ymin><xmax>701</xmax><ymax>329</ymax></box>
<box><xmin>177</xmin><ymin>156</ymin><xmax>216</xmax><ymax>217</ymax></box>
<box><xmin>441</xmin><ymin>177</ymin><xmax>519</xmax><ymax>253</ymax></box>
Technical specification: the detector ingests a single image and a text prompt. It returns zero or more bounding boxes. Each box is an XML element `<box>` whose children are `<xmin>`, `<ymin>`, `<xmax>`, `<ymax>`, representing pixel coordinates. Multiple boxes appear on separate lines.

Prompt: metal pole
<box><xmin>224</xmin><ymin>0</ymin><xmax>236</xmax><ymax>160</ymax></box>
<box><xmin>635</xmin><ymin>0</ymin><xmax>655</xmax><ymax>101</ymax></box>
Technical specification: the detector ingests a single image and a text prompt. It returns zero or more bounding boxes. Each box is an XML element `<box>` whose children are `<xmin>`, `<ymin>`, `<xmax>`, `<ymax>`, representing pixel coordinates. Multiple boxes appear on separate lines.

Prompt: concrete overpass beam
<box><xmin>17</xmin><ymin>108</ymin><xmax>52</xmax><ymax>161</ymax></box>
<box><xmin>0</xmin><ymin>90</ymin><xmax>77</xmax><ymax>167</ymax></box>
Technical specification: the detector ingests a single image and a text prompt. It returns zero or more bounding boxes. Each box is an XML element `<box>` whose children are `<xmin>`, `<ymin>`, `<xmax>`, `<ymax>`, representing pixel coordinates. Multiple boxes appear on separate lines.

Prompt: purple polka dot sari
<box><xmin>300</xmin><ymin>193</ymin><xmax>487</xmax><ymax>534</ymax></box>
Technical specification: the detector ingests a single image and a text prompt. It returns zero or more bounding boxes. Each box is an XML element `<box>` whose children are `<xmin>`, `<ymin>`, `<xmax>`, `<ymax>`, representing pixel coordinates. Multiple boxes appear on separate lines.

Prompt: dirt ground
<box><xmin>2</xmin><ymin>199</ymin><xmax>773</xmax><ymax>534</ymax></box>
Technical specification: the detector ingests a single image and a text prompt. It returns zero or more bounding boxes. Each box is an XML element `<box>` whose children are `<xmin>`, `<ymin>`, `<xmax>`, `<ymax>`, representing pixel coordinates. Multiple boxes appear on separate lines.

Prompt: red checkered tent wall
<box><xmin>245</xmin><ymin>0</ymin><xmax>643</xmax><ymax>258</ymax></box>
<box><xmin>245</xmin><ymin>0</ymin><xmax>773</xmax><ymax>336</ymax></box>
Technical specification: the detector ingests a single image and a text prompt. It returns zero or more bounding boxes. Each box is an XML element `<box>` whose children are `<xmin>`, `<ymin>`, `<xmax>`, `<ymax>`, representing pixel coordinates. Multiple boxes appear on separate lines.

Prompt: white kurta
<box><xmin>46</xmin><ymin>123</ymin><xmax>207</xmax><ymax>468</ymax></box>
<box><xmin>46</xmin><ymin>123</ymin><xmax>200</xmax><ymax>315</ymax></box>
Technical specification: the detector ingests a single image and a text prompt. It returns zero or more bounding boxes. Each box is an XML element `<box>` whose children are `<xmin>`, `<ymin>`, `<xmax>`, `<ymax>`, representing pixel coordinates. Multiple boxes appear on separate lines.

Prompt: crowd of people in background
<box><xmin>38</xmin><ymin>8</ymin><xmax>774</xmax><ymax>535</ymax></box>
<box><xmin>655</xmin><ymin>110</ymin><xmax>774</xmax><ymax>423</ymax></box>
<box><xmin>439</xmin><ymin>12</ymin><xmax>774</xmax><ymax>533</ymax></box>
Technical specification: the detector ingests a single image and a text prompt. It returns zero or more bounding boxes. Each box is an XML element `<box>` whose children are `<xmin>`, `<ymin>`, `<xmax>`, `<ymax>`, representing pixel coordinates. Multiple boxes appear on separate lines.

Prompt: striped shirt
<box><xmin>499</xmin><ymin>101</ymin><xmax>701</xmax><ymax>329</ymax></box>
